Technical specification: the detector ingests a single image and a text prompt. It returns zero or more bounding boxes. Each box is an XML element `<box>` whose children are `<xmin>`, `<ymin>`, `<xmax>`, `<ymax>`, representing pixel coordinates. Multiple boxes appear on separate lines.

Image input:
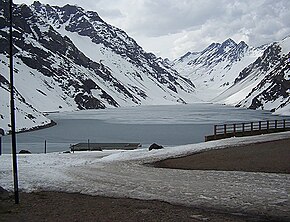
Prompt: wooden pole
<box><xmin>44</xmin><ymin>140</ymin><xmax>47</xmax><ymax>154</ymax></box>
<box><xmin>9</xmin><ymin>0</ymin><xmax>19</xmax><ymax>204</ymax></box>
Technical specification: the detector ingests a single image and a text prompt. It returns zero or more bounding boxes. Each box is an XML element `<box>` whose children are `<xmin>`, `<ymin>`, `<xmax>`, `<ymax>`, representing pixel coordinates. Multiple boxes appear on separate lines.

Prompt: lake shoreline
<box><xmin>2</xmin><ymin>120</ymin><xmax>57</xmax><ymax>136</ymax></box>
<box><xmin>17</xmin><ymin>120</ymin><xmax>57</xmax><ymax>134</ymax></box>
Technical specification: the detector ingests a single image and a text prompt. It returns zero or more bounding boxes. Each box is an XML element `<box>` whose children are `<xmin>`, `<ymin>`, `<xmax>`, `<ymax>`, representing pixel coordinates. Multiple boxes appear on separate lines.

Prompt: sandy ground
<box><xmin>1</xmin><ymin>138</ymin><xmax>290</xmax><ymax>221</ymax></box>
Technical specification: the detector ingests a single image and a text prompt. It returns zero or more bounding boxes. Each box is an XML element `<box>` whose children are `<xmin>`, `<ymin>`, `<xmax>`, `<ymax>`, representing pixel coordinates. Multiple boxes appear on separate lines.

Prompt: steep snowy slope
<box><xmin>0</xmin><ymin>1</ymin><xmax>197</xmax><ymax>113</ymax></box>
<box><xmin>0</xmin><ymin>70</ymin><xmax>52</xmax><ymax>134</ymax></box>
<box><xmin>172</xmin><ymin>39</ymin><xmax>264</xmax><ymax>101</ymax></box>
<box><xmin>0</xmin><ymin>1</ymin><xmax>198</xmax><ymax>133</ymax></box>
<box><xmin>216</xmin><ymin>36</ymin><xmax>290</xmax><ymax>115</ymax></box>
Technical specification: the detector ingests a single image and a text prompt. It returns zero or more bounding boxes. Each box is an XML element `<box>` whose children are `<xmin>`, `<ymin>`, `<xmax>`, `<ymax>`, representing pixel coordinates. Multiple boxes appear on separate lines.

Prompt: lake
<box><xmin>1</xmin><ymin>103</ymin><xmax>287</xmax><ymax>153</ymax></box>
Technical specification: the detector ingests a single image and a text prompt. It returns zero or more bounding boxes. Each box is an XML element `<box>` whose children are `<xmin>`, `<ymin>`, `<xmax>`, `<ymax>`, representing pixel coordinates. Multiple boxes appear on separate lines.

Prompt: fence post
<box><xmin>224</xmin><ymin>124</ymin><xmax>227</xmax><ymax>135</ymax></box>
<box><xmin>275</xmin><ymin>120</ymin><xmax>277</xmax><ymax>129</ymax></box>
<box><xmin>259</xmin><ymin>121</ymin><xmax>261</xmax><ymax>130</ymax></box>
<box><xmin>233</xmin><ymin>124</ymin><xmax>236</xmax><ymax>136</ymax></box>
<box><xmin>251</xmin><ymin>122</ymin><xmax>253</xmax><ymax>134</ymax></box>
<box><xmin>44</xmin><ymin>140</ymin><xmax>47</xmax><ymax>154</ymax></box>
<box><xmin>283</xmin><ymin>119</ymin><xmax>286</xmax><ymax>129</ymax></box>
<box><xmin>214</xmin><ymin>125</ymin><xmax>217</xmax><ymax>139</ymax></box>
<box><xmin>242</xmin><ymin>123</ymin><xmax>245</xmax><ymax>135</ymax></box>
<box><xmin>267</xmin><ymin>120</ymin><xmax>269</xmax><ymax>132</ymax></box>
<box><xmin>88</xmin><ymin>139</ymin><xmax>90</xmax><ymax>151</ymax></box>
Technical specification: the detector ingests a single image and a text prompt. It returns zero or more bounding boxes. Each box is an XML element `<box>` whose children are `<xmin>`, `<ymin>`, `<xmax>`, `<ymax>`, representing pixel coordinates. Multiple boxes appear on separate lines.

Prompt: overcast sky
<box><xmin>14</xmin><ymin>0</ymin><xmax>290</xmax><ymax>59</ymax></box>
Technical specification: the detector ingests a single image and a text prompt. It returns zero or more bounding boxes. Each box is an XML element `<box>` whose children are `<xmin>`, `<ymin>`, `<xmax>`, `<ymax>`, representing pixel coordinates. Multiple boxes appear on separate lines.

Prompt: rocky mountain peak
<box><xmin>238</xmin><ymin>40</ymin><xmax>247</xmax><ymax>47</ymax></box>
<box><xmin>221</xmin><ymin>38</ymin><xmax>237</xmax><ymax>47</ymax></box>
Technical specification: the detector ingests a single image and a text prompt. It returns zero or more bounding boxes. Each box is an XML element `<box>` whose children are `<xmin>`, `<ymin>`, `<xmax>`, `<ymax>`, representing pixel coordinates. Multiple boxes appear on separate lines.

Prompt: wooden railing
<box><xmin>205</xmin><ymin>119</ymin><xmax>290</xmax><ymax>142</ymax></box>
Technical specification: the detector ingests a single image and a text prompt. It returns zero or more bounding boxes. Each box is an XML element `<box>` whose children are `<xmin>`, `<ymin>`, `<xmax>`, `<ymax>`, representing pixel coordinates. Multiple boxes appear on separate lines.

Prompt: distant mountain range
<box><xmin>172</xmin><ymin>37</ymin><xmax>290</xmax><ymax>115</ymax></box>
<box><xmin>0</xmin><ymin>1</ymin><xmax>289</xmax><ymax>133</ymax></box>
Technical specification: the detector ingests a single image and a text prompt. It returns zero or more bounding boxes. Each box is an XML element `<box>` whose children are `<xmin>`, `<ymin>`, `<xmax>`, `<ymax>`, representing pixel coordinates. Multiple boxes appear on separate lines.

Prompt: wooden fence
<box><xmin>205</xmin><ymin>119</ymin><xmax>290</xmax><ymax>142</ymax></box>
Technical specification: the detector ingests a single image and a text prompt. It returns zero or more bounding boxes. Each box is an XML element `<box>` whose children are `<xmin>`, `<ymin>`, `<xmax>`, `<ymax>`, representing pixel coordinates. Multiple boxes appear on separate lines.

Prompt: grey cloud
<box><xmin>122</xmin><ymin>0</ymin><xmax>290</xmax><ymax>45</ymax></box>
<box><xmin>14</xmin><ymin>0</ymin><xmax>290</xmax><ymax>59</ymax></box>
<box><xmin>126</xmin><ymin>0</ymin><xmax>226</xmax><ymax>36</ymax></box>
<box><xmin>97</xmin><ymin>9</ymin><xmax>124</xmax><ymax>19</ymax></box>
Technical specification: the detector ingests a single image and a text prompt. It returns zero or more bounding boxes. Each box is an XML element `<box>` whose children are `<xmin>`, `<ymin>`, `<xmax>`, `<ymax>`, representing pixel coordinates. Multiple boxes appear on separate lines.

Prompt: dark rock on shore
<box><xmin>149</xmin><ymin>143</ymin><xmax>163</xmax><ymax>151</ymax></box>
<box><xmin>19</xmin><ymin>150</ymin><xmax>31</xmax><ymax>154</ymax></box>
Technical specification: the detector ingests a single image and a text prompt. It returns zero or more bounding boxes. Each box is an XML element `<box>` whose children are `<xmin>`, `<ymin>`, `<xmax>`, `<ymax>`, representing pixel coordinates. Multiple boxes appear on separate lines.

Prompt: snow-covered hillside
<box><xmin>0</xmin><ymin>1</ymin><xmax>197</xmax><ymax>133</ymax></box>
<box><xmin>172</xmin><ymin>38</ymin><xmax>264</xmax><ymax>101</ymax></box>
<box><xmin>0</xmin><ymin>70</ymin><xmax>52</xmax><ymax>134</ymax></box>
<box><xmin>214</xmin><ymin>36</ymin><xmax>290</xmax><ymax>115</ymax></box>
<box><xmin>173</xmin><ymin>38</ymin><xmax>290</xmax><ymax>115</ymax></box>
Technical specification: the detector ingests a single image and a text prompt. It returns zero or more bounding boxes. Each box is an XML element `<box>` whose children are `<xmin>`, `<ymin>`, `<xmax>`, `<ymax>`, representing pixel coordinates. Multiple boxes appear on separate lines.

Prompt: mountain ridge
<box><xmin>173</xmin><ymin>37</ymin><xmax>289</xmax><ymax>114</ymax></box>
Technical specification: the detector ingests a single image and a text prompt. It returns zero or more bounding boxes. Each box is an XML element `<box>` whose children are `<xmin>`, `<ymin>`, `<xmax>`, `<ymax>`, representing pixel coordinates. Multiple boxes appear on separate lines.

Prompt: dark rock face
<box><xmin>235</xmin><ymin>43</ymin><xmax>282</xmax><ymax>84</ymax></box>
<box><xmin>149</xmin><ymin>143</ymin><xmax>164</xmax><ymax>151</ymax></box>
<box><xmin>74</xmin><ymin>93</ymin><xmax>105</xmax><ymax>110</ymax></box>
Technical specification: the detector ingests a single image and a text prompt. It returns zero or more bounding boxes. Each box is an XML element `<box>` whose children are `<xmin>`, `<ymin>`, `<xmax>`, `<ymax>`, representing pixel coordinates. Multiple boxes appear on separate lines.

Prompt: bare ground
<box><xmin>153</xmin><ymin>138</ymin><xmax>290</xmax><ymax>174</ymax></box>
<box><xmin>0</xmin><ymin>191</ymin><xmax>279</xmax><ymax>222</ymax></box>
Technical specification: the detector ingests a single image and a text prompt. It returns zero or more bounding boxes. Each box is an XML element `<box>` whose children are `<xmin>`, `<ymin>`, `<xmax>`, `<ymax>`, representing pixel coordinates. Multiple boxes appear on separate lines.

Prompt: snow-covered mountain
<box><xmin>0</xmin><ymin>1</ymin><xmax>196</xmax><ymax>133</ymax></box>
<box><xmin>173</xmin><ymin>38</ymin><xmax>290</xmax><ymax>115</ymax></box>
<box><xmin>172</xmin><ymin>38</ymin><xmax>264</xmax><ymax>100</ymax></box>
<box><xmin>215</xmin><ymin>36</ymin><xmax>290</xmax><ymax>115</ymax></box>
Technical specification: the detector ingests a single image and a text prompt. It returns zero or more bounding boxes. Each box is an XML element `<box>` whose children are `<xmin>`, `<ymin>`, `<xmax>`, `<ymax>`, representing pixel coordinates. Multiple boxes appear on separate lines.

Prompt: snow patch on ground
<box><xmin>1</xmin><ymin>132</ymin><xmax>290</xmax><ymax>218</ymax></box>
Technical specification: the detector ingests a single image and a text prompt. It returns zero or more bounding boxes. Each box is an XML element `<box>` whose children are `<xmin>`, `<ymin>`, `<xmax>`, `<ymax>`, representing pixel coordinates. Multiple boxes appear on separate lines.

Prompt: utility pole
<box><xmin>9</xmin><ymin>0</ymin><xmax>19</xmax><ymax>204</ymax></box>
